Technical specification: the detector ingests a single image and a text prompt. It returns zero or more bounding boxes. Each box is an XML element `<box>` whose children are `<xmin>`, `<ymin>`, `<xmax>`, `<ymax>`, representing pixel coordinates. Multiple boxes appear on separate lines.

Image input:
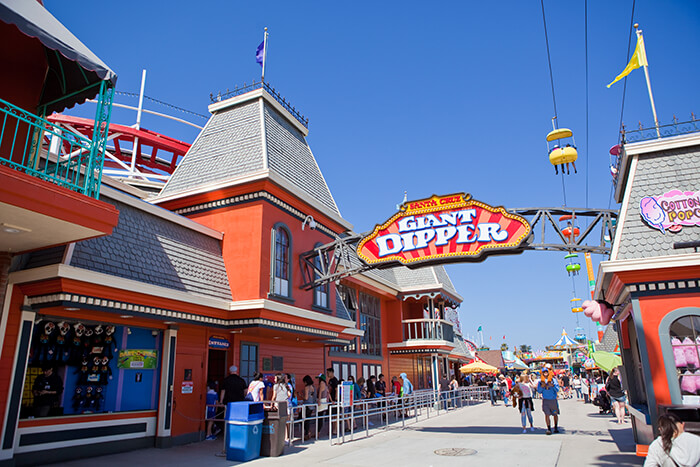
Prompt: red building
<box><xmin>0</xmin><ymin>4</ymin><xmax>471</xmax><ymax>464</ymax></box>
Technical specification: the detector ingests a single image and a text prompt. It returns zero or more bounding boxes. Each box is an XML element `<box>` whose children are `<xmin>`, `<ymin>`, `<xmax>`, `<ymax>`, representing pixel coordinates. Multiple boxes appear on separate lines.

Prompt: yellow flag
<box><xmin>607</xmin><ymin>34</ymin><xmax>649</xmax><ymax>88</ymax></box>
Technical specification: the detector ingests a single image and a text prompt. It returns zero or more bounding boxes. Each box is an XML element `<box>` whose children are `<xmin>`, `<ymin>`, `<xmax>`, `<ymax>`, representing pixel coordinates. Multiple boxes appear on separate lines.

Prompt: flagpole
<box><xmin>636</xmin><ymin>24</ymin><xmax>660</xmax><ymax>138</ymax></box>
<box><xmin>261</xmin><ymin>27</ymin><xmax>268</xmax><ymax>82</ymax></box>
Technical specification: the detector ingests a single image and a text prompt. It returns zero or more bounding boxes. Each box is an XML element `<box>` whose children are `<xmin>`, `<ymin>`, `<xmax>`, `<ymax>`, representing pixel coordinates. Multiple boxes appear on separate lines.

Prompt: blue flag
<box><xmin>256</xmin><ymin>41</ymin><xmax>264</xmax><ymax>67</ymax></box>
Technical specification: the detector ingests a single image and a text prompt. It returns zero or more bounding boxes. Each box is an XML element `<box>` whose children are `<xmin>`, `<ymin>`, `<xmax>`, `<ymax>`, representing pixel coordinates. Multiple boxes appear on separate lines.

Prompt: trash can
<box><xmin>261</xmin><ymin>401</ymin><xmax>287</xmax><ymax>457</ymax></box>
<box><xmin>225</xmin><ymin>401</ymin><xmax>264</xmax><ymax>462</ymax></box>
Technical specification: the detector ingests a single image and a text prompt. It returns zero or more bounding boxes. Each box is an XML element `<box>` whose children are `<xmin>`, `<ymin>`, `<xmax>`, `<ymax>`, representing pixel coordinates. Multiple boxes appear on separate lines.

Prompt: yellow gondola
<box><xmin>546</xmin><ymin>127</ymin><xmax>578</xmax><ymax>175</ymax></box>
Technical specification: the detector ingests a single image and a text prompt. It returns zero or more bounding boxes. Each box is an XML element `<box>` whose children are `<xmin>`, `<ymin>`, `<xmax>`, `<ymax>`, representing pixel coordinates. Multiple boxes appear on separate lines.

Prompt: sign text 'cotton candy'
<box><xmin>640</xmin><ymin>190</ymin><xmax>700</xmax><ymax>234</ymax></box>
<box><xmin>357</xmin><ymin>193</ymin><xmax>531</xmax><ymax>267</ymax></box>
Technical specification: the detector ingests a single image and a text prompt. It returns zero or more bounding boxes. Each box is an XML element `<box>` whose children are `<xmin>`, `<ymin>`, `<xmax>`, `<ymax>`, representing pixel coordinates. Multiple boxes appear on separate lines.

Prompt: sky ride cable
<box><xmin>584</xmin><ymin>0</ymin><xmax>589</xmax><ymax>209</ymax></box>
<box><xmin>540</xmin><ymin>0</ymin><xmax>568</xmax><ymax>207</ymax></box>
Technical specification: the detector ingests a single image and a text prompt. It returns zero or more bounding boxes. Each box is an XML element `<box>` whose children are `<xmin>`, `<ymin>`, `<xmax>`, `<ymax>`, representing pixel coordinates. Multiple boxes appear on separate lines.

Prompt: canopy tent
<box><xmin>0</xmin><ymin>0</ymin><xmax>117</xmax><ymax>113</ymax></box>
<box><xmin>591</xmin><ymin>351</ymin><xmax>622</xmax><ymax>373</ymax></box>
<box><xmin>460</xmin><ymin>360</ymin><xmax>498</xmax><ymax>374</ymax></box>
<box><xmin>550</xmin><ymin>328</ymin><xmax>580</xmax><ymax>350</ymax></box>
<box><xmin>502</xmin><ymin>351</ymin><xmax>529</xmax><ymax>370</ymax></box>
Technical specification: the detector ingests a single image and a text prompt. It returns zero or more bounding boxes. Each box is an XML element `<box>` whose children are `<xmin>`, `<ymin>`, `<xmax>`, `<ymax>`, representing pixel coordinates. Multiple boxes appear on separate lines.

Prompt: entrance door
<box><xmin>207</xmin><ymin>349</ymin><xmax>227</xmax><ymax>392</ymax></box>
<box><xmin>172</xmin><ymin>353</ymin><xmax>203</xmax><ymax>437</ymax></box>
<box><xmin>240</xmin><ymin>343</ymin><xmax>258</xmax><ymax>384</ymax></box>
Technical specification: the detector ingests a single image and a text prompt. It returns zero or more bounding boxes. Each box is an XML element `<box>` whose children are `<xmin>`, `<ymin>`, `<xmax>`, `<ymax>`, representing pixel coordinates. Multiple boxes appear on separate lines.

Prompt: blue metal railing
<box><xmin>210</xmin><ymin>80</ymin><xmax>309</xmax><ymax>128</ymax></box>
<box><xmin>0</xmin><ymin>93</ymin><xmax>109</xmax><ymax>199</ymax></box>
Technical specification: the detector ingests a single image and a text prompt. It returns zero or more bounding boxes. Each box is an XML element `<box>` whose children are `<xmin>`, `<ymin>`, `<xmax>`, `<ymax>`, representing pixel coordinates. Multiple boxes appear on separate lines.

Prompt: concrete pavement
<box><xmin>54</xmin><ymin>397</ymin><xmax>642</xmax><ymax>466</ymax></box>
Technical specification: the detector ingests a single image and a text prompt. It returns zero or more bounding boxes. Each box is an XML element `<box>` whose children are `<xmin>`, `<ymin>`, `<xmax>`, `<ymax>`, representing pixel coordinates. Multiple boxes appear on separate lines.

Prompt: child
<box><xmin>205</xmin><ymin>380</ymin><xmax>220</xmax><ymax>440</ymax></box>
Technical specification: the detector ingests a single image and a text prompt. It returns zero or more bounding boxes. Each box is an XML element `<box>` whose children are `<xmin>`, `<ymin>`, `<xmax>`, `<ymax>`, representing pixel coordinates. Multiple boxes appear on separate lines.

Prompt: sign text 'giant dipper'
<box><xmin>357</xmin><ymin>193</ymin><xmax>531</xmax><ymax>267</ymax></box>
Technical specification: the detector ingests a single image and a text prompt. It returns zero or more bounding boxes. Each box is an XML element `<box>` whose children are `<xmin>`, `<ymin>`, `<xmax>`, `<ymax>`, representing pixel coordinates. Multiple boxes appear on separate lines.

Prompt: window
<box><xmin>271</xmin><ymin>226</ymin><xmax>291</xmax><ymax>298</ymax></box>
<box><xmin>670</xmin><ymin>315</ymin><xmax>700</xmax><ymax>404</ymax></box>
<box><xmin>359</xmin><ymin>292</ymin><xmax>381</xmax><ymax>356</ymax></box>
<box><xmin>313</xmin><ymin>244</ymin><xmax>329</xmax><ymax>310</ymax></box>
<box><xmin>332</xmin><ymin>361</ymin><xmax>357</xmax><ymax>381</ymax></box>
<box><xmin>362</xmin><ymin>363</ymin><xmax>382</xmax><ymax>380</ymax></box>
<box><xmin>240</xmin><ymin>343</ymin><xmax>258</xmax><ymax>384</ymax></box>
<box><xmin>330</xmin><ymin>284</ymin><xmax>358</xmax><ymax>353</ymax></box>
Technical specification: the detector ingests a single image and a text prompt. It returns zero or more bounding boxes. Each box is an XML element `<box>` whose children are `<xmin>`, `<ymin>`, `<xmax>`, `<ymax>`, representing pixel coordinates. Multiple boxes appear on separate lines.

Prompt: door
<box><xmin>172</xmin><ymin>353</ymin><xmax>204</xmax><ymax>436</ymax></box>
<box><xmin>240</xmin><ymin>343</ymin><xmax>258</xmax><ymax>384</ymax></box>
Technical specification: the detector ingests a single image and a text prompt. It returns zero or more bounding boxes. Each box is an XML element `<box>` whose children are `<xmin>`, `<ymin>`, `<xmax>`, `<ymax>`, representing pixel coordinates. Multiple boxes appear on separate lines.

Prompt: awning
<box><xmin>0</xmin><ymin>0</ymin><xmax>117</xmax><ymax>113</ymax></box>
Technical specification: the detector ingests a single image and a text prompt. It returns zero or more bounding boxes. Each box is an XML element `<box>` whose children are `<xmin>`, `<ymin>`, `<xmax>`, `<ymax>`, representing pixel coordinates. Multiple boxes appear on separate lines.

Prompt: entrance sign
<box><xmin>640</xmin><ymin>190</ymin><xmax>700</xmax><ymax>234</ymax></box>
<box><xmin>357</xmin><ymin>193</ymin><xmax>531</xmax><ymax>267</ymax></box>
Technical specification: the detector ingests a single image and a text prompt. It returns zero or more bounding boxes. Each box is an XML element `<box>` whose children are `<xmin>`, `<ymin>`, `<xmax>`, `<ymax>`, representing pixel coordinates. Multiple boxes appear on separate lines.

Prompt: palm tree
<box><xmin>519</xmin><ymin>344</ymin><xmax>532</xmax><ymax>353</ymax></box>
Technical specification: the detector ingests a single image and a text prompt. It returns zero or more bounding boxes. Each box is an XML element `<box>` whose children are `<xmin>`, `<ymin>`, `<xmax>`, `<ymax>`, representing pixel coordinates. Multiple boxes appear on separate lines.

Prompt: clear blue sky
<box><xmin>46</xmin><ymin>0</ymin><xmax>700</xmax><ymax>350</ymax></box>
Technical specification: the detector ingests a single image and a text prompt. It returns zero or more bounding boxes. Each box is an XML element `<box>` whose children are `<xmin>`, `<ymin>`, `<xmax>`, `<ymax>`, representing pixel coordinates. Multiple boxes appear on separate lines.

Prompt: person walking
<box><xmin>400</xmin><ymin>372</ymin><xmax>413</xmax><ymax>417</ymax></box>
<box><xmin>606</xmin><ymin>367</ymin><xmax>627</xmax><ymax>424</ymax></box>
<box><xmin>537</xmin><ymin>366</ymin><xmax>560</xmax><ymax>435</ymax></box>
<box><xmin>644</xmin><ymin>413</ymin><xmax>700</xmax><ymax>467</ymax></box>
<box><xmin>316</xmin><ymin>373</ymin><xmax>330</xmax><ymax>435</ymax></box>
<box><xmin>32</xmin><ymin>366</ymin><xmax>63</xmax><ymax>417</ymax></box>
<box><xmin>581</xmin><ymin>375</ymin><xmax>590</xmax><ymax>403</ymax></box>
<box><xmin>572</xmin><ymin>374</ymin><xmax>582</xmax><ymax>400</ymax></box>
<box><xmin>515</xmin><ymin>374</ymin><xmax>535</xmax><ymax>433</ymax></box>
<box><xmin>439</xmin><ymin>373</ymin><xmax>450</xmax><ymax>410</ymax></box>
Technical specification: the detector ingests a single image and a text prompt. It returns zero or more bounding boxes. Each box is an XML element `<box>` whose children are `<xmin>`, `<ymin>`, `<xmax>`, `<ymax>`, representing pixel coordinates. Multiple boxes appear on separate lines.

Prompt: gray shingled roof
<box><xmin>70</xmin><ymin>197</ymin><xmax>232</xmax><ymax>301</ymax></box>
<box><xmin>158</xmin><ymin>94</ymin><xmax>340</xmax><ymax>217</ymax></box>
<box><xmin>616</xmin><ymin>147</ymin><xmax>700</xmax><ymax>260</ymax></box>
<box><xmin>599</xmin><ymin>324</ymin><xmax>620</xmax><ymax>353</ymax></box>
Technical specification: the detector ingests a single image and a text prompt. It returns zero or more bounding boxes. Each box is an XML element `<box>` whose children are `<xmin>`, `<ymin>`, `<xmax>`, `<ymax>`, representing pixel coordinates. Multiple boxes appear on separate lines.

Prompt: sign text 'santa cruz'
<box><xmin>357</xmin><ymin>193</ymin><xmax>531</xmax><ymax>267</ymax></box>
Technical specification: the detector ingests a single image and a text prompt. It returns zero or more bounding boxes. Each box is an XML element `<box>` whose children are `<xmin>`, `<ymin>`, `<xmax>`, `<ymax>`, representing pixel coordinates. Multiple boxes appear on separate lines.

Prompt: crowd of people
<box><xmin>206</xmin><ymin>365</ymin><xmax>421</xmax><ymax>442</ymax></box>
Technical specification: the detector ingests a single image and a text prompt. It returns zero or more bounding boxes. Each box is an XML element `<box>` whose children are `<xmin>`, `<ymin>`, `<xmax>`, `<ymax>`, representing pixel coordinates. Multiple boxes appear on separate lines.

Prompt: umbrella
<box><xmin>460</xmin><ymin>361</ymin><xmax>498</xmax><ymax>374</ymax></box>
<box><xmin>591</xmin><ymin>351</ymin><xmax>622</xmax><ymax>373</ymax></box>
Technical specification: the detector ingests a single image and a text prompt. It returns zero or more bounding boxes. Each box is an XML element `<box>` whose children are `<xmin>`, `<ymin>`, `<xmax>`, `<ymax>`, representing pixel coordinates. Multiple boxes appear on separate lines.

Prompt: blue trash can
<box><xmin>226</xmin><ymin>401</ymin><xmax>264</xmax><ymax>462</ymax></box>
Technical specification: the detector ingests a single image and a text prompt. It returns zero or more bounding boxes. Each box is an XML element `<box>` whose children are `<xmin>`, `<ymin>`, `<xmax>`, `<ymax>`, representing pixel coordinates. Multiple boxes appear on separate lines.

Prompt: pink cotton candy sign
<box><xmin>640</xmin><ymin>190</ymin><xmax>700</xmax><ymax>234</ymax></box>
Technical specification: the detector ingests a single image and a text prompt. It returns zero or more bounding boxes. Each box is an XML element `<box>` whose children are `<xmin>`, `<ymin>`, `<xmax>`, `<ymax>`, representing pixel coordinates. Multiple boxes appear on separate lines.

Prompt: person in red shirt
<box><xmin>391</xmin><ymin>376</ymin><xmax>401</xmax><ymax>395</ymax></box>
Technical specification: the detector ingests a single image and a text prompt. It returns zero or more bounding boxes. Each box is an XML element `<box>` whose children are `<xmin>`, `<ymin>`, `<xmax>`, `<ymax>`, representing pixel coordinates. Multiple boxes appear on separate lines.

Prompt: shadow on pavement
<box><xmin>589</xmin><ymin>452</ymin><xmax>643</xmax><ymax>466</ymax></box>
<box><xmin>410</xmin><ymin>425</ymin><xmax>551</xmax><ymax>435</ymax></box>
<box><xmin>608</xmin><ymin>427</ymin><xmax>636</xmax><ymax>452</ymax></box>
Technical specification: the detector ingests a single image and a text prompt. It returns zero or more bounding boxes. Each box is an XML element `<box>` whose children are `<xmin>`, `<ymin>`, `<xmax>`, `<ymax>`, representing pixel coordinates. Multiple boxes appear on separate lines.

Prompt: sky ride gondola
<box><xmin>546</xmin><ymin>126</ymin><xmax>578</xmax><ymax>175</ymax></box>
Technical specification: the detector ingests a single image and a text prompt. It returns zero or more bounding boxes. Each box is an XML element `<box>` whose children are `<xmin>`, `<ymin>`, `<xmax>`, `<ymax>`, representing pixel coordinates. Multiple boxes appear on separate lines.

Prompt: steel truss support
<box><xmin>299</xmin><ymin>207</ymin><xmax>618</xmax><ymax>290</ymax></box>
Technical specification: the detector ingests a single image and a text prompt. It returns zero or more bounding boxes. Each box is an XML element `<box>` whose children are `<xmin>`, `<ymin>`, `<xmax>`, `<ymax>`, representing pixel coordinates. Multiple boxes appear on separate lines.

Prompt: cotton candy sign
<box><xmin>640</xmin><ymin>190</ymin><xmax>700</xmax><ymax>234</ymax></box>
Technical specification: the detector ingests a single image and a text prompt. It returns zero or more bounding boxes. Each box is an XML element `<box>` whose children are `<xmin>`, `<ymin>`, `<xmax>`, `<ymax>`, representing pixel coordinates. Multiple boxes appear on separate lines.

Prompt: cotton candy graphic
<box><xmin>673</xmin><ymin>337</ymin><xmax>688</xmax><ymax>367</ymax></box>
<box><xmin>681</xmin><ymin>370</ymin><xmax>697</xmax><ymax>394</ymax></box>
<box><xmin>582</xmin><ymin>300</ymin><xmax>614</xmax><ymax>326</ymax></box>
<box><xmin>640</xmin><ymin>197</ymin><xmax>666</xmax><ymax>233</ymax></box>
<box><xmin>682</xmin><ymin>337</ymin><xmax>700</xmax><ymax>367</ymax></box>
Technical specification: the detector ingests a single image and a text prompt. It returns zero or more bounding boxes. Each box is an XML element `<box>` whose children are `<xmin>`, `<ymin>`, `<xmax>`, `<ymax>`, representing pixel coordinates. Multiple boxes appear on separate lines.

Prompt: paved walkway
<box><xmin>54</xmin><ymin>398</ymin><xmax>642</xmax><ymax>466</ymax></box>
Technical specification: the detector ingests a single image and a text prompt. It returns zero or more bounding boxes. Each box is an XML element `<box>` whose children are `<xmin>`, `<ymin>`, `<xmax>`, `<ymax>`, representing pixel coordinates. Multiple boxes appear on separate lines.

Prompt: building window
<box><xmin>313</xmin><ymin>244</ymin><xmax>329</xmax><ymax>310</ymax></box>
<box><xmin>670</xmin><ymin>315</ymin><xmax>700</xmax><ymax>404</ymax></box>
<box><xmin>271</xmin><ymin>225</ymin><xmax>291</xmax><ymax>298</ymax></box>
<box><xmin>332</xmin><ymin>361</ymin><xmax>357</xmax><ymax>381</ymax></box>
<box><xmin>331</xmin><ymin>285</ymin><xmax>358</xmax><ymax>353</ymax></box>
<box><xmin>359</xmin><ymin>292</ymin><xmax>381</xmax><ymax>356</ymax></box>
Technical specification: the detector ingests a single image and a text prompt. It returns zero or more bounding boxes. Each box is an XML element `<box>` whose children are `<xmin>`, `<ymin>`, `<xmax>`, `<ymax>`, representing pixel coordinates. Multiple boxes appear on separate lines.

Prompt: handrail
<box><xmin>401</xmin><ymin>318</ymin><xmax>454</xmax><ymax>341</ymax></box>
<box><xmin>0</xmin><ymin>96</ymin><xmax>104</xmax><ymax>198</ymax></box>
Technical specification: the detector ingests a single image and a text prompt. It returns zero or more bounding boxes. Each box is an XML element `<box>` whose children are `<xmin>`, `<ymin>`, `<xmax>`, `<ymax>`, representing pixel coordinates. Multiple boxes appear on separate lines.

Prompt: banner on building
<box><xmin>640</xmin><ymin>190</ymin><xmax>700</xmax><ymax>234</ymax></box>
<box><xmin>357</xmin><ymin>193</ymin><xmax>531</xmax><ymax>267</ymax></box>
<box><xmin>118</xmin><ymin>349</ymin><xmax>158</xmax><ymax>369</ymax></box>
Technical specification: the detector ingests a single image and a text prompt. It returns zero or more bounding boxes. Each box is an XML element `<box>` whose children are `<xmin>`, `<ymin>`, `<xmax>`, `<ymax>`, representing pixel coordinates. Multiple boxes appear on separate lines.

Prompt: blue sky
<box><xmin>46</xmin><ymin>1</ymin><xmax>700</xmax><ymax>350</ymax></box>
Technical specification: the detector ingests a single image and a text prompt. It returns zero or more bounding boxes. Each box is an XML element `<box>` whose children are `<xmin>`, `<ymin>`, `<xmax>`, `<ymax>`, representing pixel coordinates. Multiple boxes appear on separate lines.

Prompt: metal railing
<box><xmin>402</xmin><ymin>318</ymin><xmax>454</xmax><ymax>342</ymax></box>
<box><xmin>621</xmin><ymin>115</ymin><xmax>700</xmax><ymax>144</ymax></box>
<box><xmin>286</xmin><ymin>386</ymin><xmax>491</xmax><ymax>446</ymax></box>
<box><xmin>210</xmin><ymin>80</ymin><xmax>309</xmax><ymax>128</ymax></box>
<box><xmin>0</xmin><ymin>87</ymin><xmax>112</xmax><ymax>199</ymax></box>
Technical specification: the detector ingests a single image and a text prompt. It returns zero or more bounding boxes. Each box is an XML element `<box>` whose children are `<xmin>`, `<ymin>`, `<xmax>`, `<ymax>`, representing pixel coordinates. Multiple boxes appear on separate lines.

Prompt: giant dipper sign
<box><xmin>357</xmin><ymin>193</ymin><xmax>531</xmax><ymax>267</ymax></box>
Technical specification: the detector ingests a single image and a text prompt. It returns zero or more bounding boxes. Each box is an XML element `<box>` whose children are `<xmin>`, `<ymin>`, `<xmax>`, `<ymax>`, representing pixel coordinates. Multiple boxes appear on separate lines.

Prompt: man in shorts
<box><xmin>537</xmin><ymin>366</ymin><xmax>560</xmax><ymax>435</ymax></box>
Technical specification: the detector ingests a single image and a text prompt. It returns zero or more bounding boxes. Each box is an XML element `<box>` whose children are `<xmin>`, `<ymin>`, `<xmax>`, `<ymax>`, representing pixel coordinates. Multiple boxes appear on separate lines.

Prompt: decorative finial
<box><xmin>634</xmin><ymin>23</ymin><xmax>639</xmax><ymax>29</ymax></box>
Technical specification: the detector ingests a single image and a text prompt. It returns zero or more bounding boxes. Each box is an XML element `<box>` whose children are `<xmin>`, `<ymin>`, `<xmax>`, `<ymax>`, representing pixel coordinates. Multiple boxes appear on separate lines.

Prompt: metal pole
<box><xmin>636</xmin><ymin>26</ymin><xmax>660</xmax><ymax>138</ymax></box>
<box><xmin>261</xmin><ymin>28</ymin><xmax>268</xmax><ymax>82</ymax></box>
<box><xmin>130</xmin><ymin>69</ymin><xmax>146</xmax><ymax>177</ymax></box>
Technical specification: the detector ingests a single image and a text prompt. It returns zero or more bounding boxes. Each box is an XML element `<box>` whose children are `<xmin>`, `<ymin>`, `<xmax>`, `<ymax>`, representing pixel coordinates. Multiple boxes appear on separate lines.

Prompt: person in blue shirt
<box><xmin>205</xmin><ymin>380</ymin><xmax>220</xmax><ymax>440</ymax></box>
<box><xmin>537</xmin><ymin>366</ymin><xmax>560</xmax><ymax>435</ymax></box>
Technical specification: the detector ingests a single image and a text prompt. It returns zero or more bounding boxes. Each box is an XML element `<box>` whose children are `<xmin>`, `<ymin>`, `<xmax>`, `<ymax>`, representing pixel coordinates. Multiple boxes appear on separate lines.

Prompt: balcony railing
<box><xmin>402</xmin><ymin>319</ymin><xmax>454</xmax><ymax>342</ymax></box>
<box><xmin>0</xmin><ymin>82</ymin><xmax>113</xmax><ymax>199</ymax></box>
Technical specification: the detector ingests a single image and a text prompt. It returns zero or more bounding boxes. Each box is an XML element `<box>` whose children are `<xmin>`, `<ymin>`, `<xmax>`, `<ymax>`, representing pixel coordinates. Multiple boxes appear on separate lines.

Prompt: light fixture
<box><xmin>163</xmin><ymin>321</ymin><xmax>174</xmax><ymax>325</ymax></box>
<box><xmin>301</xmin><ymin>215</ymin><xmax>316</xmax><ymax>231</ymax></box>
<box><xmin>120</xmin><ymin>315</ymin><xmax>133</xmax><ymax>319</ymax></box>
<box><xmin>1</xmin><ymin>223</ymin><xmax>31</xmax><ymax>234</ymax></box>
<box><xmin>230</xmin><ymin>330</ymin><xmax>242</xmax><ymax>334</ymax></box>
<box><xmin>273</xmin><ymin>336</ymin><xmax>281</xmax><ymax>339</ymax></box>
<box><xmin>64</xmin><ymin>307</ymin><xmax>80</xmax><ymax>311</ymax></box>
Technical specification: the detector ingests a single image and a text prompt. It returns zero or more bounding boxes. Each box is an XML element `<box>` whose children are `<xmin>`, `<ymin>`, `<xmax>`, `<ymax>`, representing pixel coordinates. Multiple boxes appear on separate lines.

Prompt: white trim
<box><xmin>207</xmin><ymin>88</ymin><xmax>309</xmax><ymax>137</ymax></box>
<box><xmin>399</xmin><ymin>285</ymin><xmax>464</xmax><ymax>303</ymax></box>
<box><xmin>157</xmin><ymin>329</ymin><xmax>176</xmax><ymax>438</ymax></box>
<box><xmin>387</xmin><ymin>340</ymin><xmax>454</xmax><ymax>349</ymax></box>
<box><xmin>1</xmin><ymin>309</ymin><xmax>35</xmax><ymax>459</ymax></box>
<box><xmin>62</xmin><ymin>242</ymin><xmax>75</xmax><ymax>265</ymax></box>
<box><xmin>101</xmin><ymin>186</ymin><xmax>223</xmax><ymax>240</ymax></box>
<box><xmin>610</xmin><ymin>155</ymin><xmax>638</xmax><ymax>261</ymax></box>
<box><xmin>14</xmin><ymin>415</ymin><xmax>157</xmax><ymax>453</ymax></box>
<box><xmin>259</xmin><ymin>97</ymin><xmax>268</xmax><ymax>171</ymax></box>
<box><xmin>624</xmin><ymin>132</ymin><xmax>700</xmax><ymax>156</ymax></box>
<box><xmin>343</xmin><ymin>327</ymin><xmax>364</xmax><ymax>337</ymax></box>
<box><xmin>151</xmin><ymin>170</ymin><xmax>353</xmax><ymax>232</ymax></box>
<box><xmin>0</xmin><ymin>283</ymin><xmax>15</xmax><ymax>367</ymax></box>
<box><xmin>9</xmin><ymin>265</ymin><xmax>231</xmax><ymax>311</ymax></box>
<box><xmin>229</xmin><ymin>298</ymin><xmax>356</xmax><ymax>329</ymax></box>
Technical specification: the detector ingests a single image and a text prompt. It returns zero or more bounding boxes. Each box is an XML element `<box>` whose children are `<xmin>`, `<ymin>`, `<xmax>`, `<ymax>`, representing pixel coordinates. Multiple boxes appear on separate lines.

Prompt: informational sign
<box><xmin>208</xmin><ymin>336</ymin><xmax>230</xmax><ymax>349</ymax></box>
<box><xmin>338</xmin><ymin>381</ymin><xmax>354</xmax><ymax>408</ymax></box>
<box><xmin>118</xmin><ymin>349</ymin><xmax>158</xmax><ymax>369</ymax></box>
<box><xmin>357</xmin><ymin>193</ymin><xmax>530</xmax><ymax>267</ymax></box>
<box><xmin>640</xmin><ymin>190</ymin><xmax>700</xmax><ymax>234</ymax></box>
<box><xmin>181</xmin><ymin>381</ymin><xmax>193</xmax><ymax>394</ymax></box>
